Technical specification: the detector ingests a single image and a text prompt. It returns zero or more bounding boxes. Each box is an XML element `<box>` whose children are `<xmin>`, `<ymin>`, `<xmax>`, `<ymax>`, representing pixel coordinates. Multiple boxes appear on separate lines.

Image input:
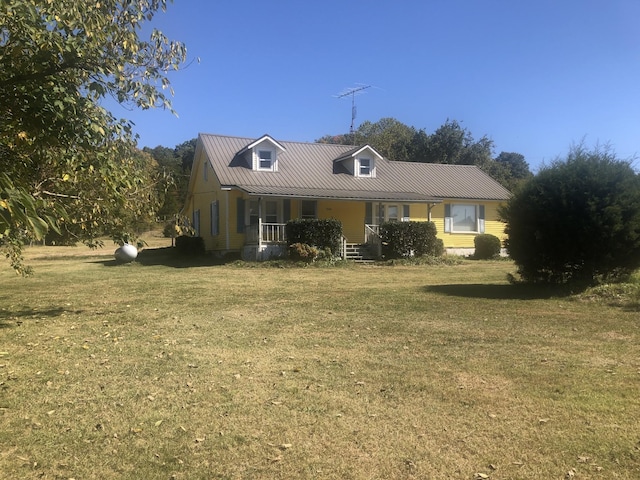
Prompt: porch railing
<box><xmin>245</xmin><ymin>222</ymin><xmax>287</xmax><ymax>245</ymax></box>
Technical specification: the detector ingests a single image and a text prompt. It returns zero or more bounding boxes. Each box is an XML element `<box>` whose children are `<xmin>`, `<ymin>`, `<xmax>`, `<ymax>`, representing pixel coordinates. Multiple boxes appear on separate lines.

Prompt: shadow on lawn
<box><xmin>424</xmin><ymin>283</ymin><xmax>568</xmax><ymax>300</ymax></box>
<box><xmin>0</xmin><ymin>306</ymin><xmax>80</xmax><ymax>328</ymax></box>
<box><xmin>94</xmin><ymin>246</ymin><xmax>227</xmax><ymax>269</ymax></box>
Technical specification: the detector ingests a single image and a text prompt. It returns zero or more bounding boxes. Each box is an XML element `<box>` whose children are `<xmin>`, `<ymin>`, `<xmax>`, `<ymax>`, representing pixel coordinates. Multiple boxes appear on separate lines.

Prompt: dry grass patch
<box><xmin>0</xmin><ymin>244</ymin><xmax>638</xmax><ymax>479</ymax></box>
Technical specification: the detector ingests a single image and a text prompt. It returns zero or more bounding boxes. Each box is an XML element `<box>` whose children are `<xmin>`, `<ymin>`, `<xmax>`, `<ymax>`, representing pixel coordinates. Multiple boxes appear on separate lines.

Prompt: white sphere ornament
<box><xmin>114</xmin><ymin>243</ymin><xmax>138</xmax><ymax>263</ymax></box>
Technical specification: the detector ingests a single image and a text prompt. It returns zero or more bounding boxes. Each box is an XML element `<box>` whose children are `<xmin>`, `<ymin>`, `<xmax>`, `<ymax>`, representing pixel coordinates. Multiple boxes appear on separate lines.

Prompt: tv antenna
<box><xmin>335</xmin><ymin>84</ymin><xmax>371</xmax><ymax>135</ymax></box>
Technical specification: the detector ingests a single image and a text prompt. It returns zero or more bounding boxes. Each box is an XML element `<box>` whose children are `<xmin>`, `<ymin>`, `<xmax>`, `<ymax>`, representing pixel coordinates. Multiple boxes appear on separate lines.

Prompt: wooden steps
<box><xmin>344</xmin><ymin>243</ymin><xmax>375</xmax><ymax>263</ymax></box>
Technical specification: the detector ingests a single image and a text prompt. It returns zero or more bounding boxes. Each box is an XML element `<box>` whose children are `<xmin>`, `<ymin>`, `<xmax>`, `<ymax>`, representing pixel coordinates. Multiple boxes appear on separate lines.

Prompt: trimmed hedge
<box><xmin>285</xmin><ymin>219</ymin><xmax>343</xmax><ymax>255</ymax></box>
<box><xmin>474</xmin><ymin>233</ymin><xmax>502</xmax><ymax>259</ymax></box>
<box><xmin>379</xmin><ymin>221</ymin><xmax>443</xmax><ymax>259</ymax></box>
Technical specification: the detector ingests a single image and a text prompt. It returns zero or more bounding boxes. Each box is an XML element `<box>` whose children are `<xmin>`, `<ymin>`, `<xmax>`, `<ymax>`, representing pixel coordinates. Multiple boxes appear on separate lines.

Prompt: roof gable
<box><xmin>238</xmin><ymin>134</ymin><xmax>286</xmax><ymax>156</ymax></box>
<box><xmin>333</xmin><ymin>144</ymin><xmax>384</xmax><ymax>163</ymax></box>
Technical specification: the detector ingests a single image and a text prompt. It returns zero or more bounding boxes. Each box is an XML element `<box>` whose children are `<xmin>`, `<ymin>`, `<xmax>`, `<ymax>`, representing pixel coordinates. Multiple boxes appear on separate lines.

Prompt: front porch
<box><xmin>242</xmin><ymin>221</ymin><xmax>381</xmax><ymax>261</ymax></box>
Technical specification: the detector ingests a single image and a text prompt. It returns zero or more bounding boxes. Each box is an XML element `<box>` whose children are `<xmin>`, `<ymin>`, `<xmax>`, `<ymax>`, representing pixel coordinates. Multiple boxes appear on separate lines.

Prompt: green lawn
<box><xmin>0</xmin><ymin>241</ymin><xmax>638</xmax><ymax>479</ymax></box>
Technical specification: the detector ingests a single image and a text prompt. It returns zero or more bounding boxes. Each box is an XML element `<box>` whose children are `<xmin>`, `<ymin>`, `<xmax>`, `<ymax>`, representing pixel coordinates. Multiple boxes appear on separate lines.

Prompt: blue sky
<box><xmin>110</xmin><ymin>0</ymin><xmax>640</xmax><ymax>171</ymax></box>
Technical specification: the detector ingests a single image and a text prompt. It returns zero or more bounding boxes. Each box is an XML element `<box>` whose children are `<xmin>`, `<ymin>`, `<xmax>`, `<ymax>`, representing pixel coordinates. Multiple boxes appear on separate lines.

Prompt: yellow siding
<box><xmin>226</xmin><ymin>190</ymin><xmax>246</xmax><ymax>250</ymax></box>
<box><xmin>317</xmin><ymin>200</ymin><xmax>365</xmax><ymax>243</ymax></box>
<box><xmin>183</xmin><ymin>151</ymin><xmax>225</xmax><ymax>251</ymax></box>
<box><xmin>408</xmin><ymin>203</ymin><xmax>429</xmax><ymax>222</ymax></box>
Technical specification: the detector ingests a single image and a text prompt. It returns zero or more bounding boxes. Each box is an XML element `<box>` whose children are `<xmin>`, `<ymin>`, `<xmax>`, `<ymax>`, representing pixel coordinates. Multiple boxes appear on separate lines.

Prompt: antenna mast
<box><xmin>336</xmin><ymin>84</ymin><xmax>371</xmax><ymax>135</ymax></box>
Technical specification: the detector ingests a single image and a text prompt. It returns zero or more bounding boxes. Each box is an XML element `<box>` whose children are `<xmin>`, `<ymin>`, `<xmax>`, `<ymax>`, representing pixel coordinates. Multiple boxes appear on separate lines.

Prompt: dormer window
<box><xmin>359</xmin><ymin>157</ymin><xmax>372</xmax><ymax>177</ymax></box>
<box><xmin>258</xmin><ymin>150</ymin><xmax>274</xmax><ymax>171</ymax></box>
<box><xmin>237</xmin><ymin>135</ymin><xmax>285</xmax><ymax>172</ymax></box>
<box><xmin>335</xmin><ymin>145</ymin><xmax>380</xmax><ymax>178</ymax></box>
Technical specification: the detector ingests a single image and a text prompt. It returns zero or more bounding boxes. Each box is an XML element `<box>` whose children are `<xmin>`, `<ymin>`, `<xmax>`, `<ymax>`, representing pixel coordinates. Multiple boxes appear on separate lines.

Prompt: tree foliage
<box><xmin>1</xmin><ymin>0</ymin><xmax>187</xmax><ymax>272</ymax></box>
<box><xmin>500</xmin><ymin>145</ymin><xmax>640</xmax><ymax>286</ymax></box>
<box><xmin>317</xmin><ymin>118</ymin><xmax>531</xmax><ymax>189</ymax></box>
<box><xmin>143</xmin><ymin>137</ymin><xmax>195</xmax><ymax>217</ymax></box>
<box><xmin>488</xmin><ymin>152</ymin><xmax>533</xmax><ymax>191</ymax></box>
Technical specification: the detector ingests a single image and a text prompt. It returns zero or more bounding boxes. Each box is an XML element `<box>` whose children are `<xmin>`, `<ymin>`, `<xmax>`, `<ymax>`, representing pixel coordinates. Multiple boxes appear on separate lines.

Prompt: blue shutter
<box><xmin>210</xmin><ymin>201</ymin><xmax>219</xmax><ymax>235</ymax></box>
<box><xmin>478</xmin><ymin>205</ymin><xmax>485</xmax><ymax>233</ymax></box>
<box><xmin>193</xmin><ymin>209</ymin><xmax>200</xmax><ymax>236</ymax></box>
<box><xmin>237</xmin><ymin>198</ymin><xmax>245</xmax><ymax>233</ymax></box>
<box><xmin>444</xmin><ymin>204</ymin><xmax>452</xmax><ymax>233</ymax></box>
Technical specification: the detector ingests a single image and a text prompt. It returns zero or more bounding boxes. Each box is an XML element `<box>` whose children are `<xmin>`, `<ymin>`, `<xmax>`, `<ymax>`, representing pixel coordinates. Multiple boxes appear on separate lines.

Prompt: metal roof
<box><xmin>199</xmin><ymin>133</ymin><xmax>511</xmax><ymax>202</ymax></box>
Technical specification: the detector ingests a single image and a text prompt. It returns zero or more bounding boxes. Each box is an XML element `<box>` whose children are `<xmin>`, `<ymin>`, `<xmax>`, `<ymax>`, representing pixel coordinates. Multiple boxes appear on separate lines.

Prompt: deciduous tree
<box><xmin>0</xmin><ymin>0</ymin><xmax>187</xmax><ymax>272</ymax></box>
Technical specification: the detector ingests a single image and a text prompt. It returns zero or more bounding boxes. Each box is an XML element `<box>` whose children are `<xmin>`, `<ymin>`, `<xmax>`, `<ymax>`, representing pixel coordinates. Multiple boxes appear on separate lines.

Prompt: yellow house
<box><xmin>183</xmin><ymin>133</ymin><xmax>511</xmax><ymax>260</ymax></box>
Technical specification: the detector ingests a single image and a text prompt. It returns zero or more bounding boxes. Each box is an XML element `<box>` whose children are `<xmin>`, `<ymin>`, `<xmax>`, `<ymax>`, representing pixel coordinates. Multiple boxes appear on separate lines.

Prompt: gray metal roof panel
<box><xmin>199</xmin><ymin>133</ymin><xmax>511</xmax><ymax>202</ymax></box>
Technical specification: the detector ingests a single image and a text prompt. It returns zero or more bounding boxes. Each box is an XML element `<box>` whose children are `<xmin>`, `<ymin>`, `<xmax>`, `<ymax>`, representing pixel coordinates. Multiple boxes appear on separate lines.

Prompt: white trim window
<box><xmin>376</xmin><ymin>204</ymin><xmax>410</xmax><ymax>223</ymax></box>
<box><xmin>402</xmin><ymin>205</ymin><xmax>410</xmax><ymax>222</ymax></box>
<box><xmin>444</xmin><ymin>204</ymin><xmax>485</xmax><ymax>233</ymax></box>
<box><xmin>359</xmin><ymin>157</ymin><xmax>372</xmax><ymax>177</ymax></box>
<box><xmin>264</xmin><ymin>200</ymin><xmax>278</xmax><ymax>223</ymax></box>
<box><xmin>257</xmin><ymin>149</ymin><xmax>276</xmax><ymax>171</ymax></box>
<box><xmin>301</xmin><ymin>200</ymin><xmax>317</xmax><ymax>219</ymax></box>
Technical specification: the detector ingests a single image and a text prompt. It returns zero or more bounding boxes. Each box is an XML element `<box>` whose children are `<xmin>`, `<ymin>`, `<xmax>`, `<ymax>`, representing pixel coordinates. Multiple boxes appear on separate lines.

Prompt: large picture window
<box><xmin>452</xmin><ymin>204</ymin><xmax>477</xmax><ymax>232</ymax></box>
<box><xmin>444</xmin><ymin>204</ymin><xmax>485</xmax><ymax>233</ymax></box>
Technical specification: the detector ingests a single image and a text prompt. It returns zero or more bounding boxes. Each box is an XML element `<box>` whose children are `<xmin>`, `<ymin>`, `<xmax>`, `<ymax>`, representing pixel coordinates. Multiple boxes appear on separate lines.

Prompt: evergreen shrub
<box><xmin>474</xmin><ymin>234</ymin><xmax>502</xmax><ymax>259</ymax></box>
<box><xmin>379</xmin><ymin>221</ymin><xmax>442</xmax><ymax>259</ymax></box>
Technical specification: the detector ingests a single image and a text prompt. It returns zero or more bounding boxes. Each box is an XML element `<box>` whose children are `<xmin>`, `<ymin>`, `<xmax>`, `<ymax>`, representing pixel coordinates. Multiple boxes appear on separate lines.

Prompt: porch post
<box><xmin>258</xmin><ymin>198</ymin><xmax>263</xmax><ymax>254</ymax></box>
<box><xmin>225</xmin><ymin>190</ymin><xmax>230</xmax><ymax>250</ymax></box>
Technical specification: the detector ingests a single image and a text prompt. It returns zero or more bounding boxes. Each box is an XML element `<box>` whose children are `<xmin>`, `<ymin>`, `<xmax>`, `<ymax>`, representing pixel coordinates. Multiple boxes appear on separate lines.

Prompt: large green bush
<box><xmin>500</xmin><ymin>145</ymin><xmax>640</xmax><ymax>285</ymax></box>
<box><xmin>379</xmin><ymin>221</ymin><xmax>443</xmax><ymax>259</ymax></box>
<box><xmin>285</xmin><ymin>219</ymin><xmax>343</xmax><ymax>255</ymax></box>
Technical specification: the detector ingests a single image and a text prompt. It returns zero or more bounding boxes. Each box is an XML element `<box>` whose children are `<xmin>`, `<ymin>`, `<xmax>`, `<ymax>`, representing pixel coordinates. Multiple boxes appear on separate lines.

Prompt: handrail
<box><xmin>364</xmin><ymin>224</ymin><xmax>382</xmax><ymax>258</ymax></box>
